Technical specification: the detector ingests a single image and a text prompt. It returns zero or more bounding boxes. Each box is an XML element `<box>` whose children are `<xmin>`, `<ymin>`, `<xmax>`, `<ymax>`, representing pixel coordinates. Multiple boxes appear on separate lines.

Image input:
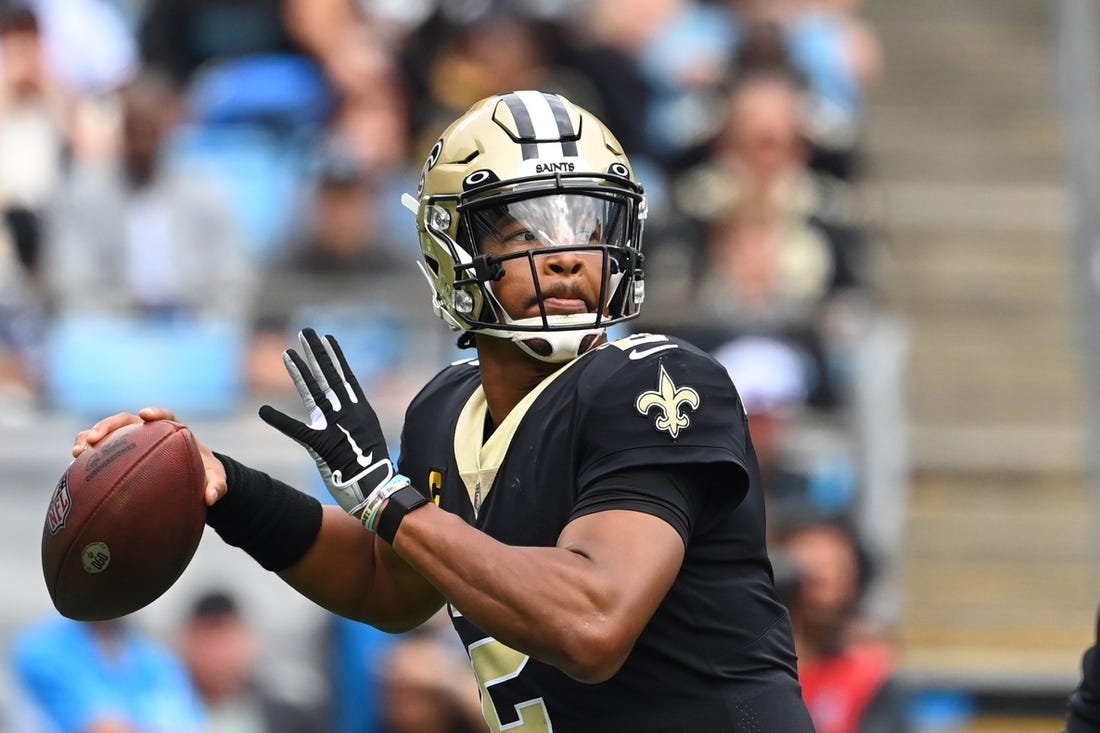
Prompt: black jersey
<box><xmin>397</xmin><ymin>333</ymin><xmax>813</xmax><ymax>732</ymax></box>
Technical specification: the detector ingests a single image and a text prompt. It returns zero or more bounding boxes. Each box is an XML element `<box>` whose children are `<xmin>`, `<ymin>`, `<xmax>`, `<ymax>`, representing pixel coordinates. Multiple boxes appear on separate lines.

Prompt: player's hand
<box><xmin>71</xmin><ymin>407</ymin><xmax>228</xmax><ymax>507</ymax></box>
<box><xmin>259</xmin><ymin>329</ymin><xmax>402</xmax><ymax>521</ymax></box>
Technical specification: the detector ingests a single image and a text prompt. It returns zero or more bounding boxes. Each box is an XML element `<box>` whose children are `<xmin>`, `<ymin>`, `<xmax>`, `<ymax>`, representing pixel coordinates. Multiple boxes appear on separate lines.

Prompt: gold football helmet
<box><xmin>404</xmin><ymin>91</ymin><xmax>648</xmax><ymax>362</ymax></box>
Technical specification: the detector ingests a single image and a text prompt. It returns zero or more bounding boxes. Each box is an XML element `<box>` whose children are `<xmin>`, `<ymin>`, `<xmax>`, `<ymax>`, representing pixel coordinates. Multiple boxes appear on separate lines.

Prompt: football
<box><xmin>41</xmin><ymin>420</ymin><xmax>207</xmax><ymax>621</ymax></box>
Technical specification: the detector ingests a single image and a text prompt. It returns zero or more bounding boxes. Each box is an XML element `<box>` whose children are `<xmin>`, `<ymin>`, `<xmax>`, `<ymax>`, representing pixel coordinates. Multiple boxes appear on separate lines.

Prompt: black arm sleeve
<box><xmin>207</xmin><ymin>453</ymin><xmax>323</xmax><ymax>572</ymax></box>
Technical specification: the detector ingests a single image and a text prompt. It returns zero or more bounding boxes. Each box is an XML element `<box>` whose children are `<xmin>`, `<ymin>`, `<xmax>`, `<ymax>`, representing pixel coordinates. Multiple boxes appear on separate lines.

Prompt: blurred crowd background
<box><xmin>0</xmin><ymin>0</ymin><xmax>1094</xmax><ymax>731</ymax></box>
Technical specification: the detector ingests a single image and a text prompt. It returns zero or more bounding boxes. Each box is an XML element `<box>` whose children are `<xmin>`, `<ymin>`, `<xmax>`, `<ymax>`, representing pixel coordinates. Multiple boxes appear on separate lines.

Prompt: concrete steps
<box><xmin>899</xmin><ymin>470</ymin><xmax>1097</xmax><ymax>684</ymax></box>
<box><xmin>863</xmin><ymin>0</ymin><xmax>1097</xmax><ymax>691</ymax></box>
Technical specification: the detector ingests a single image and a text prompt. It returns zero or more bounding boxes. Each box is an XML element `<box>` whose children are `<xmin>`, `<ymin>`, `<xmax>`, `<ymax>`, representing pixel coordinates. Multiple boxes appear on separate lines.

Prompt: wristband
<box><xmin>208</xmin><ymin>453</ymin><xmax>323</xmax><ymax>571</ymax></box>
<box><xmin>359</xmin><ymin>474</ymin><xmax>411</xmax><ymax>530</ymax></box>
<box><xmin>374</xmin><ymin>484</ymin><xmax>430</xmax><ymax>545</ymax></box>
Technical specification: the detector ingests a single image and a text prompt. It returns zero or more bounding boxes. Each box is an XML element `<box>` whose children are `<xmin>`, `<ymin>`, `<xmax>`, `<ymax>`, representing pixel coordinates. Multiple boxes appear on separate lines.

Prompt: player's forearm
<box><xmin>279</xmin><ymin>506</ymin><xmax>444</xmax><ymax>633</ymax></box>
<box><xmin>209</xmin><ymin>455</ymin><xmax>443</xmax><ymax>632</ymax></box>
<box><xmin>391</xmin><ymin>505</ymin><xmax>634</xmax><ymax>683</ymax></box>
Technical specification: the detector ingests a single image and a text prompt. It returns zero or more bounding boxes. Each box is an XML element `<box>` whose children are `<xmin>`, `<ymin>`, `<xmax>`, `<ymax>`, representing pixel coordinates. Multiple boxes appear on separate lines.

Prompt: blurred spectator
<box><xmin>246</xmin><ymin>136</ymin><xmax>422</xmax><ymax>396</ymax></box>
<box><xmin>325</xmin><ymin>40</ymin><xmax>413</xmax><ymax>176</ymax></box>
<box><xmin>774</xmin><ymin>513</ymin><xmax>909</xmax><ymax>733</ymax></box>
<box><xmin>403</xmin><ymin>1</ymin><xmax>642</xmax><ymax>166</ymax></box>
<box><xmin>639</xmin><ymin>201</ymin><xmax>838</xmax><ymax>362</ymax></box>
<box><xmin>178</xmin><ymin>589</ymin><xmax>327</xmax><ymax>733</ymax></box>
<box><xmin>135</xmin><ymin>0</ymin><xmax>404</xmax><ymax>262</ymax></box>
<box><xmin>586</xmin><ymin>0</ymin><xmax>743</xmax><ymax>176</ymax></box>
<box><xmin>690</xmin><ymin>68</ymin><xmax>865</xmax><ymax>240</ymax></box>
<box><xmin>272</xmin><ymin>137</ymin><xmax>413</xmax><ymax>276</ymax></box>
<box><xmin>404</xmin><ymin>2</ymin><xmax>552</xmax><ymax>158</ymax></box>
<box><xmin>733</xmin><ymin>18</ymin><xmax>799</xmax><ymax>76</ymax></box>
<box><xmin>138</xmin><ymin>0</ymin><xmax>357</xmax><ymax>93</ymax></box>
<box><xmin>8</xmin><ymin>616</ymin><xmax>205</xmax><ymax>733</ymax></box>
<box><xmin>665</xmin><ymin>69</ymin><xmax>868</xmax><ymax>291</ymax></box>
<box><xmin>34</xmin><ymin>0</ymin><xmax>138</xmax><ymax>95</ymax></box>
<box><xmin>324</xmin><ymin>42</ymin><xmax>415</xmax><ymax>236</ymax></box>
<box><xmin>583</xmin><ymin>0</ymin><xmax>738</xmax><ymax>171</ymax></box>
<box><xmin>645</xmin><ymin>68</ymin><xmax>872</xmax><ymax>399</ymax></box>
<box><xmin>0</xmin><ymin>5</ymin><xmax>66</xmax><ymax>213</ymax></box>
<box><xmin>44</xmin><ymin>68</ymin><xmax>254</xmax><ymax>319</ymax></box>
<box><xmin>378</xmin><ymin>631</ymin><xmax>486</xmax><ymax>733</ymax></box>
<box><xmin>282</xmin><ymin>0</ymin><xmax>399</xmax><ymax>111</ymax></box>
<box><xmin>715</xmin><ymin>333</ymin><xmax>814</xmax><ymax>457</ymax></box>
<box><xmin>698</xmin><ymin>204</ymin><xmax>836</xmax><ymax>332</ymax></box>
<box><xmin>0</xmin><ymin>209</ymin><xmax>45</xmax><ymax>408</ymax></box>
<box><xmin>245</xmin><ymin>135</ymin><xmax>447</xmax><ymax>439</ymax></box>
<box><xmin>545</xmin><ymin>2</ymin><xmax>652</xmax><ymax>162</ymax></box>
<box><xmin>714</xmin><ymin>333</ymin><xmax>855</xmax><ymax>516</ymax></box>
<box><xmin>39</xmin><ymin>69</ymin><xmax>255</xmax><ymax>417</ymax></box>
<box><xmin>325</xmin><ymin>615</ymin><xmax>396</xmax><ymax>733</ymax></box>
<box><xmin>710</xmin><ymin>69</ymin><xmax>813</xmax><ymax>214</ymax></box>
<box><xmin>730</xmin><ymin>0</ymin><xmax>882</xmax><ymax>180</ymax></box>
<box><xmin>326</xmin><ymin>601</ymin><xmax>482</xmax><ymax>733</ymax></box>
<box><xmin>574</xmin><ymin>0</ymin><xmax>879</xmax><ymax>181</ymax></box>
<box><xmin>783</xmin><ymin>0</ymin><xmax>882</xmax><ymax>180</ymax></box>
<box><xmin>137</xmin><ymin>0</ymin><xmax>404</xmax><ymax>139</ymax></box>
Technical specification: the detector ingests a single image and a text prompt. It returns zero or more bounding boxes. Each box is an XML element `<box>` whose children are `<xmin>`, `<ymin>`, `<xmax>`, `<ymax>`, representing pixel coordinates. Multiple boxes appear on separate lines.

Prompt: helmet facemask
<box><xmin>436</xmin><ymin>184</ymin><xmax>645</xmax><ymax>362</ymax></box>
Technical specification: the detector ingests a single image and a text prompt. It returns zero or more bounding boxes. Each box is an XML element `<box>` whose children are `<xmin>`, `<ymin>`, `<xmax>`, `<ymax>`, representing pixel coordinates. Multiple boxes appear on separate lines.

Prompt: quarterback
<box><xmin>74</xmin><ymin>91</ymin><xmax>815</xmax><ymax>731</ymax></box>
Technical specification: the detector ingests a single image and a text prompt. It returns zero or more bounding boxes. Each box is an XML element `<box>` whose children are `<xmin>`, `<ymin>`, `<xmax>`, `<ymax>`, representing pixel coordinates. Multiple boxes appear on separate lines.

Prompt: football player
<box><xmin>1067</xmin><ymin>608</ymin><xmax>1100</xmax><ymax>731</ymax></box>
<box><xmin>74</xmin><ymin>91</ymin><xmax>815</xmax><ymax>731</ymax></box>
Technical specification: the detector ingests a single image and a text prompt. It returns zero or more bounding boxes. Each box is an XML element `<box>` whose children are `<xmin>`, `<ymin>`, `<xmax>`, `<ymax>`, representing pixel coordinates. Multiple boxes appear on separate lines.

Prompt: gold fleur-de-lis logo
<box><xmin>635</xmin><ymin>364</ymin><xmax>700</xmax><ymax>439</ymax></box>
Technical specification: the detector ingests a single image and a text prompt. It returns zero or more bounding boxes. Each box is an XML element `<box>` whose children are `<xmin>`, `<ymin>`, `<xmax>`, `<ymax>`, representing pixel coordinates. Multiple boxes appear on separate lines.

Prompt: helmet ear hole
<box><xmin>464</xmin><ymin>169</ymin><xmax>499</xmax><ymax>189</ymax></box>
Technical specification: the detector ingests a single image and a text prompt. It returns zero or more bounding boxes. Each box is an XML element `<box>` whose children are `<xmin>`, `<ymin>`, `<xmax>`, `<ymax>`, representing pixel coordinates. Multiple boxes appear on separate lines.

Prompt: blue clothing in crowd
<box><xmin>10</xmin><ymin>616</ymin><xmax>205</xmax><ymax>733</ymax></box>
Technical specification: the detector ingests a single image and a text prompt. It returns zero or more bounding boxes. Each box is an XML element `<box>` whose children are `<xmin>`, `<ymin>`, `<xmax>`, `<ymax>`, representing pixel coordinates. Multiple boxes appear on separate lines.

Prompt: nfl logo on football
<box><xmin>46</xmin><ymin>475</ymin><xmax>72</xmax><ymax>535</ymax></box>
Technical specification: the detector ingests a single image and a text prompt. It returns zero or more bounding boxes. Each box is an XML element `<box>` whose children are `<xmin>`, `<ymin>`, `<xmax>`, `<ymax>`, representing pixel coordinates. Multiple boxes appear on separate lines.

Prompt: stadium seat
<box><xmin>44</xmin><ymin>314</ymin><xmax>246</xmax><ymax>418</ymax></box>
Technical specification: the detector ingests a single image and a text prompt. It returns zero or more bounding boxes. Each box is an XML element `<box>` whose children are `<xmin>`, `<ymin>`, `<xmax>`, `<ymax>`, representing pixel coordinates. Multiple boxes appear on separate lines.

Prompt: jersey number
<box><xmin>469</xmin><ymin>638</ymin><xmax>553</xmax><ymax>732</ymax></box>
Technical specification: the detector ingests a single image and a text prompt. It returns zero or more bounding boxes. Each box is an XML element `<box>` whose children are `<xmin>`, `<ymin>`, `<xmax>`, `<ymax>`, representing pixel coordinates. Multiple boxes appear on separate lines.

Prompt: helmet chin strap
<box><xmin>510</xmin><ymin>323</ymin><xmax>605</xmax><ymax>363</ymax></box>
<box><xmin>475</xmin><ymin>273</ymin><xmax>622</xmax><ymax>362</ymax></box>
<box><xmin>480</xmin><ymin>313</ymin><xmax>606</xmax><ymax>363</ymax></box>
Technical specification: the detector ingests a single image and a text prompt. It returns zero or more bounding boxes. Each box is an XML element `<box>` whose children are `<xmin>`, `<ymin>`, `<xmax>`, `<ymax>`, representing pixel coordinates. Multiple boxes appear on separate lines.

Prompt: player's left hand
<box><xmin>259</xmin><ymin>328</ymin><xmax>399</xmax><ymax>520</ymax></box>
<box><xmin>72</xmin><ymin>407</ymin><xmax>228</xmax><ymax>507</ymax></box>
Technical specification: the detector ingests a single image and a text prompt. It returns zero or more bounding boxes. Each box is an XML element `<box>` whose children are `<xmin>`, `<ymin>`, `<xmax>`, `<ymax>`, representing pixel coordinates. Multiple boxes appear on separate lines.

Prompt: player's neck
<box><xmin>475</xmin><ymin>336</ymin><xmax>565</xmax><ymax>426</ymax></box>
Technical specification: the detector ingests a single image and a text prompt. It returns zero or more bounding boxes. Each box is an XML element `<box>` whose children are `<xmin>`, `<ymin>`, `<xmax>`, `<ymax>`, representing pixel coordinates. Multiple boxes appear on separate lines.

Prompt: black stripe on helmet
<box><xmin>543</xmin><ymin>93</ymin><xmax>578</xmax><ymax>157</ymax></box>
<box><xmin>501</xmin><ymin>92</ymin><xmax>539</xmax><ymax>160</ymax></box>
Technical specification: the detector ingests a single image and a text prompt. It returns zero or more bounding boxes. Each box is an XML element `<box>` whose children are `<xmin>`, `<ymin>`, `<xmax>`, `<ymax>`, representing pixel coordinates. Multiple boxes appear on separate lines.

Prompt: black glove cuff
<box><xmin>375</xmin><ymin>484</ymin><xmax>430</xmax><ymax>545</ymax></box>
<box><xmin>208</xmin><ymin>452</ymin><xmax>323</xmax><ymax>571</ymax></box>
